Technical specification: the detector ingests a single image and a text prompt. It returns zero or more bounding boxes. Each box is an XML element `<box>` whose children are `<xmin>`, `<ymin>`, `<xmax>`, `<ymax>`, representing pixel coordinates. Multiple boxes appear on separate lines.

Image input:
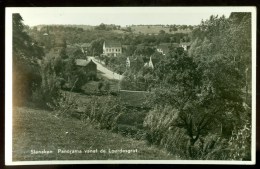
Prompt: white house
<box><xmin>103</xmin><ymin>41</ymin><xmax>122</xmax><ymax>57</ymax></box>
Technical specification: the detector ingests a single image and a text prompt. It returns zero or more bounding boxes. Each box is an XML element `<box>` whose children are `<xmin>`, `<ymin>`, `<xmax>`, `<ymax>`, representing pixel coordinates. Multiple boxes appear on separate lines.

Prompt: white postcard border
<box><xmin>5</xmin><ymin>7</ymin><xmax>257</xmax><ymax>165</ymax></box>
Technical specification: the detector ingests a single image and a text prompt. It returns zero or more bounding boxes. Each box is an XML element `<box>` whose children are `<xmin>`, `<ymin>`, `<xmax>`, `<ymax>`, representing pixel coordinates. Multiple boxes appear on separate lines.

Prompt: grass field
<box><xmin>130</xmin><ymin>25</ymin><xmax>191</xmax><ymax>34</ymax></box>
<box><xmin>12</xmin><ymin>106</ymin><xmax>178</xmax><ymax>161</ymax></box>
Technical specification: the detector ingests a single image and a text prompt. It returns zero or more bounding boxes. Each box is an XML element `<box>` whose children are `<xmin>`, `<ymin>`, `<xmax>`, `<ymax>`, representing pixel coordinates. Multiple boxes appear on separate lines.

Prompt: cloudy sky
<box><xmin>6</xmin><ymin>7</ymin><xmax>253</xmax><ymax>26</ymax></box>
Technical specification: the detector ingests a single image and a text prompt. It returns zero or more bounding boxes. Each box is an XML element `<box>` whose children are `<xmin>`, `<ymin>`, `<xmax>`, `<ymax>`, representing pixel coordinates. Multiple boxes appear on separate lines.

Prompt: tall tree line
<box><xmin>13</xmin><ymin>13</ymin><xmax>44</xmax><ymax>106</ymax></box>
<box><xmin>144</xmin><ymin>13</ymin><xmax>252</xmax><ymax>160</ymax></box>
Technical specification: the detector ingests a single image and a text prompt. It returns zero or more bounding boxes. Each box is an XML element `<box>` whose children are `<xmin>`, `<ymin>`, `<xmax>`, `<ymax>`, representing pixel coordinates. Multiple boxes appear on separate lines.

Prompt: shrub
<box><xmin>103</xmin><ymin>80</ymin><xmax>111</xmax><ymax>91</ymax></box>
<box><xmin>97</xmin><ymin>80</ymin><xmax>110</xmax><ymax>92</ymax></box>
<box><xmin>117</xmin><ymin>109</ymin><xmax>148</xmax><ymax>128</ymax></box>
<box><xmin>187</xmin><ymin>134</ymin><xmax>228</xmax><ymax>160</ymax></box>
<box><xmin>47</xmin><ymin>91</ymin><xmax>79</xmax><ymax>118</ymax></box>
<box><xmin>31</xmin><ymin>53</ymin><xmax>62</xmax><ymax>108</ymax></box>
<box><xmin>72</xmin><ymin>68</ymin><xmax>89</xmax><ymax>90</ymax></box>
<box><xmin>116</xmin><ymin>124</ymin><xmax>146</xmax><ymax>140</ymax></box>
<box><xmin>143</xmin><ymin>106</ymin><xmax>240</xmax><ymax>160</ymax></box>
<box><xmin>160</xmin><ymin>127</ymin><xmax>190</xmax><ymax>158</ymax></box>
<box><xmin>226</xmin><ymin>121</ymin><xmax>251</xmax><ymax>160</ymax></box>
<box><xmin>13</xmin><ymin>64</ymin><xmax>41</xmax><ymax>106</ymax></box>
<box><xmin>187</xmin><ymin>120</ymin><xmax>251</xmax><ymax>160</ymax></box>
<box><xmin>181</xmin><ymin>131</ymin><xmax>250</xmax><ymax>160</ymax></box>
<box><xmin>143</xmin><ymin>106</ymin><xmax>179</xmax><ymax>145</ymax></box>
<box><xmin>83</xmin><ymin>96</ymin><xmax>126</xmax><ymax>130</ymax></box>
<box><xmin>143</xmin><ymin>106</ymin><xmax>195</xmax><ymax>158</ymax></box>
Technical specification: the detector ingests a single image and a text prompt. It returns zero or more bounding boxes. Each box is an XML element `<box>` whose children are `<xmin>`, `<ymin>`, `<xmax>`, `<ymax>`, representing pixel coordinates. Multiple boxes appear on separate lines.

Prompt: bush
<box><xmin>187</xmin><ymin>134</ymin><xmax>228</xmax><ymax>160</ymax></box>
<box><xmin>143</xmin><ymin>105</ymin><xmax>251</xmax><ymax>160</ymax></box>
<box><xmin>83</xmin><ymin>96</ymin><xmax>126</xmax><ymax>130</ymax></box>
<box><xmin>31</xmin><ymin>53</ymin><xmax>62</xmax><ymax>108</ymax></box>
<box><xmin>181</xmin><ymin>131</ymin><xmax>249</xmax><ymax>160</ymax></box>
<box><xmin>47</xmin><ymin>91</ymin><xmax>79</xmax><ymax>118</ymax></box>
<box><xmin>226</xmin><ymin>121</ymin><xmax>251</xmax><ymax>160</ymax></box>
<box><xmin>159</xmin><ymin>127</ymin><xmax>190</xmax><ymax>158</ymax></box>
<box><xmin>115</xmin><ymin>124</ymin><xmax>146</xmax><ymax>140</ymax></box>
<box><xmin>143</xmin><ymin>106</ymin><xmax>179</xmax><ymax>145</ymax></box>
<box><xmin>117</xmin><ymin>109</ymin><xmax>148</xmax><ymax>128</ymax></box>
<box><xmin>143</xmin><ymin>106</ymin><xmax>193</xmax><ymax>158</ymax></box>
<box><xmin>13</xmin><ymin>64</ymin><xmax>41</xmax><ymax>106</ymax></box>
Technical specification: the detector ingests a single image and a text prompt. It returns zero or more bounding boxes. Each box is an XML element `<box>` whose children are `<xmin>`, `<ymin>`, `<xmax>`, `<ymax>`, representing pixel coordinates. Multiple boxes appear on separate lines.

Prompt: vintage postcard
<box><xmin>5</xmin><ymin>7</ymin><xmax>256</xmax><ymax>165</ymax></box>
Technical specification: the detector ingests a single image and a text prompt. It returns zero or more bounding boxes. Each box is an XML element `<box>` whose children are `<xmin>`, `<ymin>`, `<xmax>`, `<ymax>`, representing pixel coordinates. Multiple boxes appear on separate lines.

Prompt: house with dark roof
<box><xmin>103</xmin><ymin>41</ymin><xmax>122</xmax><ymax>57</ymax></box>
<box><xmin>75</xmin><ymin>59</ymin><xmax>97</xmax><ymax>80</ymax></box>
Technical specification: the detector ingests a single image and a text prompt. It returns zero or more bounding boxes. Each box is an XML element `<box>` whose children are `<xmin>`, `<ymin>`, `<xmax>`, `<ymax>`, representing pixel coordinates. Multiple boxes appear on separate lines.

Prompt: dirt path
<box><xmin>90</xmin><ymin>57</ymin><xmax>123</xmax><ymax>80</ymax></box>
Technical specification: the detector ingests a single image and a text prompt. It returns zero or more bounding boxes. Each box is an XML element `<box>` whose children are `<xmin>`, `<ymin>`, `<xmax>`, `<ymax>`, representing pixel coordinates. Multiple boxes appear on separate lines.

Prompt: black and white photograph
<box><xmin>5</xmin><ymin>7</ymin><xmax>256</xmax><ymax>165</ymax></box>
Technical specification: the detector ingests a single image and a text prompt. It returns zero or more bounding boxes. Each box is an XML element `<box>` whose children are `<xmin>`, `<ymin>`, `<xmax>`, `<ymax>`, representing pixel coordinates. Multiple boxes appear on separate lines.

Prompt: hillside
<box><xmin>34</xmin><ymin>24</ymin><xmax>95</xmax><ymax>31</ymax></box>
<box><xmin>128</xmin><ymin>25</ymin><xmax>192</xmax><ymax>34</ymax></box>
<box><xmin>13</xmin><ymin>107</ymin><xmax>178</xmax><ymax>161</ymax></box>
<box><xmin>34</xmin><ymin>24</ymin><xmax>192</xmax><ymax>35</ymax></box>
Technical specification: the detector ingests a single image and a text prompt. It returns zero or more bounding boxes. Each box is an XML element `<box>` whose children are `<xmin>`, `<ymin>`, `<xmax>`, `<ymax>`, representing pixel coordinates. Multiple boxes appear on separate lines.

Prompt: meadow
<box><xmin>130</xmin><ymin>25</ymin><xmax>191</xmax><ymax>34</ymax></box>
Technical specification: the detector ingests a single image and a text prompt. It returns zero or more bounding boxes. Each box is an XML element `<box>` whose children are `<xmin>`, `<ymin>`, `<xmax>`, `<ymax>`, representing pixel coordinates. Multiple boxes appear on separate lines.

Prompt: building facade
<box><xmin>75</xmin><ymin>59</ymin><xmax>97</xmax><ymax>80</ymax></box>
<box><xmin>103</xmin><ymin>41</ymin><xmax>122</xmax><ymax>57</ymax></box>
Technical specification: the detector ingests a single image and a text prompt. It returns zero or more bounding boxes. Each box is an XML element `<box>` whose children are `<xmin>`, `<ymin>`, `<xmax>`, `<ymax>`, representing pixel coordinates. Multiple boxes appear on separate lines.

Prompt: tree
<box><xmin>126</xmin><ymin>27</ymin><xmax>132</xmax><ymax>32</ymax></box>
<box><xmin>134</xmin><ymin>47</ymin><xmax>156</xmax><ymax>57</ymax></box>
<box><xmin>90</xmin><ymin>38</ymin><xmax>104</xmax><ymax>56</ymax></box>
<box><xmin>33</xmin><ymin>53</ymin><xmax>63</xmax><ymax>108</ymax></box>
<box><xmin>159</xmin><ymin>30</ymin><xmax>165</xmax><ymax>34</ymax></box>
<box><xmin>190</xmin><ymin>13</ymin><xmax>251</xmax><ymax>106</ymax></box>
<box><xmin>149</xmin><ymin>41</ymin><xmax>245</xmax><ymax>158</ymax></box>
<box><xmin>62</xmin><ymin>57</ymin><xmax>89</xmax><ymax>91</ymax></box>
<box><xmin>59</xmin><ymin>47</ymin><xmax>68</xmax><ymax>59</ymax></box>
<box><xmin>178</xmin><ymin>14</ymin><xmax>250</xmax><ymax>159</ymax></box>
<box><xmin>95</xmin><ymin>23</ymin><xmax>106</xmax><ymax>30</ymax></box>
<box><xmin>180</xmin><ymin>25</ymin><xmax>188</xmax><ymax>30</ymax></box>
<box><xmin>73</xmin><ymin>49</ymin><xmax>85</xmax><ymax>59</ymax></box>
<box><xmin>172</xmin><ymin>26</ymin><xmax>178</xmax><ymax>31</ymax></box>
<box><xmin>13</xmin><ymin>13</ymin><xmax>44</xmax><ymax>105</ymax></box>
<box><xmin>124</xmin><ymin>45</ymin><xmax>136</xmax><ymax>56</ymax></box>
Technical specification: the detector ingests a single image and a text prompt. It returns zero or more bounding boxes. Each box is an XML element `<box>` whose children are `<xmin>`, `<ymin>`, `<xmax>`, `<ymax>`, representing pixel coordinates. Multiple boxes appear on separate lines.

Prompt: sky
<box><xmin>6</xmin><ymin>7</ymin><xmax>254</xmax><ymax>26</ymax></box>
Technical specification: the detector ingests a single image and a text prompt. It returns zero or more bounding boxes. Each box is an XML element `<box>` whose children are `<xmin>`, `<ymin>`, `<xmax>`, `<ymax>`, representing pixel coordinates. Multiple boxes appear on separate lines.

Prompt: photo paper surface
<box><xmin>5</xmin><ymin>7</ymin><xmax>256</xmax><ymax>165</ymax></box>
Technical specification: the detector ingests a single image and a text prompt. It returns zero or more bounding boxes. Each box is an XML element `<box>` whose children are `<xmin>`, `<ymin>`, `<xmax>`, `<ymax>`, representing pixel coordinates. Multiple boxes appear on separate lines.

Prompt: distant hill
<box><xmin>34</xmin><ymin>24</ymin><xmax>192</xmax><ymax>35</ymax></box>
<box><xmin>125</xmin><ymin>25</ymin><xmax>192</xmax><ymax>35</ymax></box>
<box><xmin>34</xmin><ymin>24</ymin><xmax>95</xmax><ymax>31</ymax></box>
<box><xmin>63</xmin><ymin>25</ymin><xmax>95</xmax><ymax>30</ymax></box>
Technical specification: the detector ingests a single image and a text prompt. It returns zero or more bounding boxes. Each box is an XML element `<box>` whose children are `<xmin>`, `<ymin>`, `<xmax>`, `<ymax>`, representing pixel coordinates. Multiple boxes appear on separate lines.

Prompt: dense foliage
<box><xmin>13</xmin><ymin>14</ymin><xmax>44</xmax><ymax>106</ymax></box>
<box><xmin>28</xmin><ymin>25</ymin><xmax>190</xmax><ymax>52</ymax></box>
<box><xmin>83</xmin><ymin>96</ymin><xmax>126</xmax><ymax>130</ymax></box>
<box><xmin>143</xmin><ymin>13</ymin><xmax>252</xmax><ymax>160</ymax></box>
